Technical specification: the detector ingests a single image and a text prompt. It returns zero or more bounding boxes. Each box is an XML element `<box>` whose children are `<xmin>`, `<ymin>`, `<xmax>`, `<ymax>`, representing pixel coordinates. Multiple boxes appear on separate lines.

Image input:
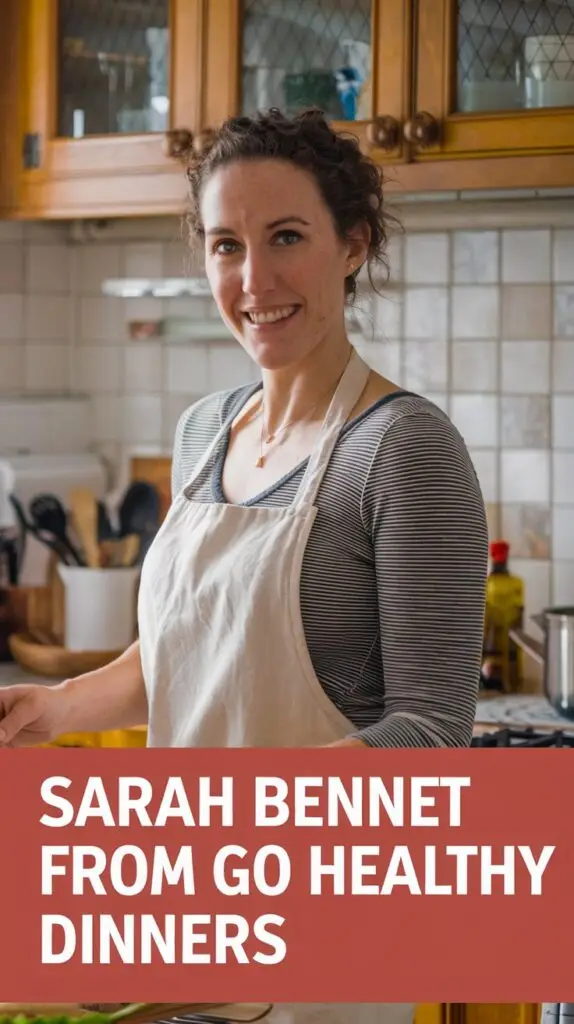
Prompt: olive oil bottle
<box><xmin>481</xmin><ymin>540</ymin><xmax>525</xmax><ymax>692</ymax></box>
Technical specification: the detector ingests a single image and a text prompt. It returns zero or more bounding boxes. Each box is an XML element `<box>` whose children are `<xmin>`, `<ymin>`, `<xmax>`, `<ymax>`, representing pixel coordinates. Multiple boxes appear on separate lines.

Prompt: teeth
<box><xmin>247</xmin><ymin>306</ymin><xmax>296</xmax><ymax>324</ymax></box>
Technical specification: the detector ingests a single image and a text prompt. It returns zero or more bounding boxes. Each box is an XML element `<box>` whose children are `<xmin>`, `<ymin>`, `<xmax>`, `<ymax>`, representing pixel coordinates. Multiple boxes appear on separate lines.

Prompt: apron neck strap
<box><xmin>293</xmin><ymin>347</ymin><xmax>371</xmax><ymax>511</ymax></box>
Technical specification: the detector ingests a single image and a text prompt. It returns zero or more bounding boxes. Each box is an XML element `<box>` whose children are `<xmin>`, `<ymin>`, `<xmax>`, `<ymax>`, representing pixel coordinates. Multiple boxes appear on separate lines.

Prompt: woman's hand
<box><xmin>322</xmin><ymin>736</ymin><xmax>366</xmax><ymax>747</ymax></box>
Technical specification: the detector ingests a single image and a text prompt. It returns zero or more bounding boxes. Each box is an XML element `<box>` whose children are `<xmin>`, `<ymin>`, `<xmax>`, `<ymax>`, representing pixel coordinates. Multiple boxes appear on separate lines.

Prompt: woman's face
<box><xmin>200</xmin><ymin>158</ymin><xmax>366</xmax><ymax>370</ymax></box>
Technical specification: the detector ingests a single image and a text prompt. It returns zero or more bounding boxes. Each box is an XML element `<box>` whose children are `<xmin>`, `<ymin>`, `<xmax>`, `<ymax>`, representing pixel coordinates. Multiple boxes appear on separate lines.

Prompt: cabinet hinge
<box><xmin>22</xmin><ymin>132</ymin><xmax>41</xmax><ymax>170</ymax></box>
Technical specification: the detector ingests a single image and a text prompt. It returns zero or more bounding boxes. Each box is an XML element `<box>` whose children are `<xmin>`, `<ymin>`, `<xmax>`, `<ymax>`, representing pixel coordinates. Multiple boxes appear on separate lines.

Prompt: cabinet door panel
<box><xmin>414</xmin><ymin>0</ymin><xmax>574</xmax><ymax>160</ymax></box>
<box><xmin>203</xmin><ymin>0</ymin><xmax>409</xmax><ymax>162</ymax></box>
<box><xmin>19</xmin><ymin>0</ymin><xmax>202</xmax><ymax>216</ymax></box>
<box><xmin>57</xmin><ymin>0</ymin><xmax>170</xmax><ymax>139</ymax></box>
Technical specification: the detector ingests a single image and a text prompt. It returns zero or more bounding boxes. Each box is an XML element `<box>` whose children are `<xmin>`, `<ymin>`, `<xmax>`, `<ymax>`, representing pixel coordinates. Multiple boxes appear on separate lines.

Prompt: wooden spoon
<box><xmin>68</xmin><ymin>488</ymin><xmax>100</xmax><ymax>569</ymax></box>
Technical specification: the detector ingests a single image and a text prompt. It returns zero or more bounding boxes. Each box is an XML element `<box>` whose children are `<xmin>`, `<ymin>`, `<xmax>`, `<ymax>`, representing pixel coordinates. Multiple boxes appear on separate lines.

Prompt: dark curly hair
<box><xmin>183</xmin><ymin>108</ymin><xmax>395</xmax><ymax>302</ymax></box>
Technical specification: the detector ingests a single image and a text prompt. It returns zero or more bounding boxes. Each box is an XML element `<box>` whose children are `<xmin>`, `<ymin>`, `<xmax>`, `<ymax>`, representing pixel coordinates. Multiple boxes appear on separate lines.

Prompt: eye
<box><xmin>273</xmin><ymin>229</ymin><xmax>302</xmax><ymax>246</ymax></box>
<box><xmin>212</xmin><ymin>238</ymin><xmax>239</xmax><ymax>255</ymax></box>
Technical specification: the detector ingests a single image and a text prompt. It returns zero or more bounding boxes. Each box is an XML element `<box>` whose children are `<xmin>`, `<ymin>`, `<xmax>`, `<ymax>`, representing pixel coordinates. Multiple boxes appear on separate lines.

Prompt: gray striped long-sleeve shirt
<box><xmin>171</xmin><ymin>384</ymin><xmax>489</xmax><ymax>748</ymax></box>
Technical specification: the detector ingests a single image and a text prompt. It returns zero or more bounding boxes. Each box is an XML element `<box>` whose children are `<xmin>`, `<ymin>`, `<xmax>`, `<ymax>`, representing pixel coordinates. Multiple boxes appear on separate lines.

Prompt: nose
<box><xmin>241</xmin><ymin>245</ymin><xmax>276</xmax><ymax>297</ymax></box>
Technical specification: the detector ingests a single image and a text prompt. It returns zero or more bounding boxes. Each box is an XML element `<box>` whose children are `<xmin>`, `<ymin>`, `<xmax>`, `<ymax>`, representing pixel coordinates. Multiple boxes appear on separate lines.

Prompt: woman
<box><xmin>0</xmin><ymin>107</ymin><xmax>487</xmax><ymax>749</ymax></box>
<box><xmin>0</xmin><ymin>106</ymin><xmax>488</xmax><ymax>1024</ymax></box>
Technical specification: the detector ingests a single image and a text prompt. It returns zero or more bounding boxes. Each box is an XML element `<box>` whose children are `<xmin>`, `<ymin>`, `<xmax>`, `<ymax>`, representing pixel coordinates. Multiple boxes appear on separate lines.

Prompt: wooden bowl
<box><xmin>8</xmin><ymin>631</ymin><xmax>122</xmax><ymax>678</ymax></box>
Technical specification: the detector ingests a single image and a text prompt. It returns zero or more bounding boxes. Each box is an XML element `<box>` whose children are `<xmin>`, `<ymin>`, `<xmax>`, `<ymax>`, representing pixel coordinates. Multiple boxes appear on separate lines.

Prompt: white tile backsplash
<box><xmin>124</xmin><ymin>342</ymin><xmax>163</xmax><ymax>393</ymax></box>
<box><xmin>24</xmin><ymin>343</ymin><xmax>70</xmax><ymax>391</ymax></box>
<box><xmin>452</xmin><ymin>285</ymin><xmax>499</xmax><ymax>338</ymax></box>
<box><xmin>468</xmin><ymin>449</ymin><xmax>498</xmax><ymax>503</ymax></box>
<box><xmin>501</xmin><ymin>340</ymin><xmax>550</xmax><ymax>394</ymax></box>
<box><xmin>552</xmin><ymin>507</ymin><xmax>574</xmax><ymax>560</ymax></box>
<box><xmin>362</xmin><ymin>340</ymin><xmax>402</xmax><ymax>381</ymax></box>
<box><xmin>552</xmin><ymin>395</ymin><xmax>574</xmax><ymax>449</ymax></box>
<box><xmin>553</xmin><ymin>342</ymin><xmax>574</xmax><ymax>392</ymax></box>
<box><xmin>27</xmin><ymin>245</ymin><xmax>71</xmax><ymax>294</ymax></box>
<box><xmin>452</xmin><ymin>340</ymin><xmax>498</xmax><ymax>392</ymax></box>
<box><xmin>553</xmin><ymin>452</ymin><xmax>574</xmax><ymax>504</ymax></box>
<box><xmin>0</xmin><ymin>245</ymin><xmax>25</xmax><ymax>293</ymax></box>
<box><xmin>1</xmin><ymin>211</ymin><xmax>574</xmax><ymax>619</ymax></box>
<box><xmin>91</xmin><ymin>394</ymin><xmax>122</xmax><ymax>443</ymax></box>
<box><xmin>123</xmin><ymin>242</ymin><xmax>164</xmax><ymax>279</ymax></box>
<box><xmin>553</xmin><ymin>230</ymin><xmax>574</xmax><ymax>283</ymax></box>
<box><xmin>80</xmin><ymin>296</ymin><xmax>124</xmax><ymax>342</ymax></box>
<box><xmin>553</xmin><ymin>560</ymin><xmax>574</xmax><ymax>604</ymax></box>
<box><xmin>209</xmin><ymin>345</ymin><xmax>259</xmax><ymax>392</ymax></box>
<box><xmin>453</xmin><ymin>231</ymin><xmax>499</xmax><ymax>284</ymax></box>
<box><xmin>373</xmin><ymin>292</ymin><xmax>403</xmax><ymax>339</ymax></box>
<box><xmin>404</xmin><ymin>287</ymin><xmax>448</xmax><ymax>339</ymax></box>
<box><xmin>555</xmin><ymin>286</ymin><xmax>574</xmax><ymax>337</ymax></box>
<box><xmin>122</xmin><ymin>393</ymin><xmax>163</xmax><ymax>444</ymax></box>
<box><xmin>78</xmin><ymin>244</ymin><xmax>122</xmax><ymax>294</ymax></box>
<box><xmin>501</xmin><ymin>229</ymin><xmax>551</xmax><ymax>283</ymax></box>
<box><xmin>404</xmin><ymin>233</ymin><xmax>449</xmax><ymax>284</ymax></box>
<box><xmin>511</xmin><ymin>559</ymin><xmax>551</xmax><ymax>622</ymax></box>
<box><xmin>501</xmin><ymin>450</ymin><xmax>550</xmax><ymax>503</ymax></box>
<box><xmin>404</xmin><ymin>338</ymin><xmax>448</xmax><ymax>391</ymax></box>
<box><xmin>451</xmin><ymin>394</ymin><xmax>498</xmax><ymax>447</ymax></box>
<box><xmin>75</xmin><ymin>344</ymin><xmax>123</xmax><ymax>393</ymax></box>
<box><xmin>25</xmin><ymin>295</ymin><xmax>70</xmax><ymax>342</ymax></box>
<box><xmin>0</xmin><ymin>294</ymin><xmax>24</xmax><ymax>340</ymax></box>
<box><xmin>0</xmin><ymin>345</ymin><xmax>23</xmax><ymax>391</ymax></box>
<box><xmin>165</xmin><ymin>346</ymin><xmax>210</xmax><ymax>394</ymax></box>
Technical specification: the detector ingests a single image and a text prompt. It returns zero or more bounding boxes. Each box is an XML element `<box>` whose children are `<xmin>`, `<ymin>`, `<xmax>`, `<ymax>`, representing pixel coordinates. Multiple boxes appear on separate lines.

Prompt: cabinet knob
<box><xmin>366</xmin><ymin>116</ymin><xmax>400</xmax><ymax>152</ymax></box>
<box><xmin>403</xmin><ymin>111</ymin><xmax>440</xmax><ymax>148</ymax></box>
<box><xmin>164</xmin><ymin>127</ymin><xmax>218</xmax><ymax>162</ymax></box>
<box><xmin>164</xmin><ymin>128</ymin><xmax>194</xmax><ymax>160</ymax></box>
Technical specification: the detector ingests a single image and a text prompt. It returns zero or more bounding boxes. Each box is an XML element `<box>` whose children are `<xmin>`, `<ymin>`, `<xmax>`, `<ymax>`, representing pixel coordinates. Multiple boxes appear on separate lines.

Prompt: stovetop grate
<box><xmin>472</xmin><ymin>727</ymin><xmax>574</xmax><ymax>747</ymax></box>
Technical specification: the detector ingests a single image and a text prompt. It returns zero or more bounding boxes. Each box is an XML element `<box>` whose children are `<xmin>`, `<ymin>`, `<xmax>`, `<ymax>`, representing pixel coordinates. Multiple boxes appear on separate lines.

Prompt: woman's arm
<box><xmin>58</xmin><ymin>640</ymin><xmax>148</xmax><ymax>734</ymax></box>
<box><xmin>354</xmin><ymin>409</ymin><xmax>488</xmax><ymax>748</ymax></box>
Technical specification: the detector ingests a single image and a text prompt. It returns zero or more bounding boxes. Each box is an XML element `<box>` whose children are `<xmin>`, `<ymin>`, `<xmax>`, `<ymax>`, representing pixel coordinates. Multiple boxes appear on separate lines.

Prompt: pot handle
<box><xmin>509</xmin><ymin>628</ymin><xmax>545</xmax><ymax>666</ymax></box>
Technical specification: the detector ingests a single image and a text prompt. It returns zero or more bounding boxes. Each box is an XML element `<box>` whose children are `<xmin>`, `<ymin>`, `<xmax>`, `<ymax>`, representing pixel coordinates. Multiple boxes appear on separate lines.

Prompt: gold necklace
<box><xmin>254</xmin><ymin>354</ymin><xmax>352</xmax><ymax>469</ymax></box>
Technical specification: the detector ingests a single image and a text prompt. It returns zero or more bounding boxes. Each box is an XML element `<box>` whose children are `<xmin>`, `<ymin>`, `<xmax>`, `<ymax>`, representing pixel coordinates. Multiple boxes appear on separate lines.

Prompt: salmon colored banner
<box><xmin>0</xmin><ymin>747</ymin><xmax>573</xmax><ymax>1003</ymax></box>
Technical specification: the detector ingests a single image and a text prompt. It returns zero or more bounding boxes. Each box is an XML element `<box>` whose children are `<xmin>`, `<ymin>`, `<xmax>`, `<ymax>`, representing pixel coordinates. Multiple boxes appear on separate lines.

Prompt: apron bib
<box><xmin>138</xmin><ymin>348</ymin><xmax>414</xmax><ymax>1024</ymax></box>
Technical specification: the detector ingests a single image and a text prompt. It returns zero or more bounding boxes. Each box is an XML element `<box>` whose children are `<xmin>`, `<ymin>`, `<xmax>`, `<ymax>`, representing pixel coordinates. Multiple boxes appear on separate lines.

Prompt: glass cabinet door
<box><xmin>57</xmin><ymin>0</ymin><xmax>170</xmax><ymax>138</ymax></box>
<box><xmin>415</xmin><ymin>0</ymin><xmax>574</xmax><ymax>162</ymax></box>
<box><xmin>457</xmin><ymin>0</ymin><xmax>574</xmax><ymax>115</ymax></box>
<box><xmin>238</xmin><ymin>0</ymin><xmax>372</xmax><ymax>122</ymax></box>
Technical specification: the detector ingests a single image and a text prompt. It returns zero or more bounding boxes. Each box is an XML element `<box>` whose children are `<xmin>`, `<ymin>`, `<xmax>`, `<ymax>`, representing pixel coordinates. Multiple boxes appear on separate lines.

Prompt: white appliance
<box><xmin>0</xmin><ymin>453</ymin><xmax>108</xmax><ymax>585</ymax></box>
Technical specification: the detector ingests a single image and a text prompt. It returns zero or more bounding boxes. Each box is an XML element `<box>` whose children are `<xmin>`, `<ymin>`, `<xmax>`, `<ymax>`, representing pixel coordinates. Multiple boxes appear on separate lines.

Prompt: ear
<box><xmin>345</xmin><ymin>221</ymin><xmax>370</xmax><ymax>275</ymax></box>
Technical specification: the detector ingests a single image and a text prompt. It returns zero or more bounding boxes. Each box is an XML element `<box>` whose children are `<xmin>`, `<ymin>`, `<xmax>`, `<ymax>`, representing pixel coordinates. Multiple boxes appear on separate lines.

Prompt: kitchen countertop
<box><xmin>2</xmin><ymin>660</ymin><xmax>573</xmax><ymax>736</ymax></box>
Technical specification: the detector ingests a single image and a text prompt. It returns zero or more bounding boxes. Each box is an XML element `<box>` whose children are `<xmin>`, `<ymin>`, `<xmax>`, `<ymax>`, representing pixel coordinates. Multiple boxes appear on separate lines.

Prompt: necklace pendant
<box><xmin>255</xmin><ymin>454</ymin><xmax>264</xmax><ymax>468</ymax></box>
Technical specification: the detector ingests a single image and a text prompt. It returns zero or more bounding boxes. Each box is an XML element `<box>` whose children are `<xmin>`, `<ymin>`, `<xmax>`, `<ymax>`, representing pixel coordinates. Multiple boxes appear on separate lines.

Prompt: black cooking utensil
<box><xmin>118</xmin><ymin>481</ymin><xmax>161</xmax><ymax>537</ymax></box>
<box><xmin>97</xmin><ymin>499</ymin><xmax>115</xmax><ymax>541</ymax></box>
<box><xmin>6</xmin><ymin>494</ymin><xmax>26</xmax><ymax>576</ymax></box>
<box><xmin>9</xmin><ymin>493</ymin><xmax>77</xmax><ymax>566</ymax></box>
<box><xmin>29</xmin><ymin>493</ymin><xmax>84</xmax><ymax>565</ymax></box>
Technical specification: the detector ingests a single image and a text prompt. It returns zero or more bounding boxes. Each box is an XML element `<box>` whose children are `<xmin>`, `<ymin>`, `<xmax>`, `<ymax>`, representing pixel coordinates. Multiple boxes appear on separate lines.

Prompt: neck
<box><xmin>259</xmin><ymin>335</ymin><xmax>353</xmax><ymax>433</ymax></box>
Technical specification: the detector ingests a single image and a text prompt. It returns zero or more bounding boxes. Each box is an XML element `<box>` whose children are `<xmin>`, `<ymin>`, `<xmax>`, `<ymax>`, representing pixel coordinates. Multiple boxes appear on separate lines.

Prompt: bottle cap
<box><xmin>490</xmin><ymin>540</ymin><xmax>509</xmax><ymax>563</ymax></box>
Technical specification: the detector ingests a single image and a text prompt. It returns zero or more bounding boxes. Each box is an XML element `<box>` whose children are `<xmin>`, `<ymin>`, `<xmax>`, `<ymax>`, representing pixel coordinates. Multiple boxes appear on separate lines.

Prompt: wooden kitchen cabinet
<box><xmin>415</xmin><ymin>1006</ymin><xmax>540</xmax><ymax>1024</ymax></box>
<box><xmin>192</xmin><ymin>0</ymin><xmax>574</xmax><ymax>193</ymax></box>
<box><xmin>201</xmin><ymin>0</ymin><xmax>410</xmax><ymax>164</ymax></box>
<box><xmin>13</xmin><ymin>0</ymin><xmax>204</xmax><ymax>218</ymax></box>
<box><xmin>401</xmin><ymin>0</ymin><xmax>574</xmax><ymax>191</ymax></box>
<box><xmin>6</xmin><ymin>0</ymin><xmax>574</xmax><ymax>220</ymax></box>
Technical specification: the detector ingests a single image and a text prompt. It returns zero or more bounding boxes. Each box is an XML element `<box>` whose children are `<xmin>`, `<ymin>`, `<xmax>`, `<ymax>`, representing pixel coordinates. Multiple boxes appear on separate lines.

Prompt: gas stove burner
<box><xmin>472</xmin><ymin>726</ymin><xmax>574</xmax><ymax>748</ymax></box>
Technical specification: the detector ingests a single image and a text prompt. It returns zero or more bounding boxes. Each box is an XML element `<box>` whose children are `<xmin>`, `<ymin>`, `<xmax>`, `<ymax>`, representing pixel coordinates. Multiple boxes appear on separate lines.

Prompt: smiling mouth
<box><xmin>244</xmin><ymin>305</ymin><xmax>300</xmax><ymax>325</ymax></box>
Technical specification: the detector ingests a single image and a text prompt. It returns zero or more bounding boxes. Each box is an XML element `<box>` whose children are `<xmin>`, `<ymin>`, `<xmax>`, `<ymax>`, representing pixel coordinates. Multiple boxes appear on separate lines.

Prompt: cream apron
<box><xmin>138</xmin><ymin>348</ymin><xmax>415</xmax><ymax>1024</ymax></box>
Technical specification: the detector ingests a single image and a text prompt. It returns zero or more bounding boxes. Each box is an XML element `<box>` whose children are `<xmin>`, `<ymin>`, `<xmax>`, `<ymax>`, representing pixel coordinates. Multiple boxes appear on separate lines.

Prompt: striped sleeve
<box><xmin>357</xmin><ymin>411</ymin><xmax>489</xmax><ymax>748</ymax></box>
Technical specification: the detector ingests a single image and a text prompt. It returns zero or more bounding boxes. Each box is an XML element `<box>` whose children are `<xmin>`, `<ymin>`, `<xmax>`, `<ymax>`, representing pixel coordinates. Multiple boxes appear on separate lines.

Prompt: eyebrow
<box><xmin>205</xmin><ymin>215</ymin><xmax>310</xmax><ymax>235</ymax></box>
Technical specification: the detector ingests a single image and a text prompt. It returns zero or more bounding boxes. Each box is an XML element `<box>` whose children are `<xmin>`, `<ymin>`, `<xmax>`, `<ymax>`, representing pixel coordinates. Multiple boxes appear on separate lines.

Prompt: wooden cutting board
<box><xmin>0</xmin><ymin>1005</ymin><xmax>272</xmax><ymax>1024</ymax></box>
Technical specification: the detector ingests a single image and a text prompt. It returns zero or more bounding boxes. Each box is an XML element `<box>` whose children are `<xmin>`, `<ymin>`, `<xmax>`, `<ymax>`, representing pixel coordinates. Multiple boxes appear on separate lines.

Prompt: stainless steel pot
<box><xmin>510</xmin><ymin>606</ymin><xmax>574</xmax><ymax>720</ymax></box>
